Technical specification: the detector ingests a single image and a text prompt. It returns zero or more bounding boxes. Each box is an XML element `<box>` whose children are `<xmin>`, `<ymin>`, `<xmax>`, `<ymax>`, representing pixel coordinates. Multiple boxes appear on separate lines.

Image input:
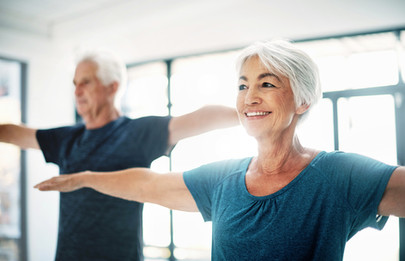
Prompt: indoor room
<box><xmin>0</xmin><ymin>0</ymin><xmax>405</xmax><ymax>260</ymax></box>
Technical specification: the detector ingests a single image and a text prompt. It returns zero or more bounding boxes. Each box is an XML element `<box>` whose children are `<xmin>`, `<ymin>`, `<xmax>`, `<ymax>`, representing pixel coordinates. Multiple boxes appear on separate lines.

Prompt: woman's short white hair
<box><xmin>76</xmin><ymin>50</ymin><xmax>127</xmax><ymax>107</ymax></box>
<box><xmin>236</xmin><ymin>40</ymin><xmax>322</xmax><ymax>121</ymax></box>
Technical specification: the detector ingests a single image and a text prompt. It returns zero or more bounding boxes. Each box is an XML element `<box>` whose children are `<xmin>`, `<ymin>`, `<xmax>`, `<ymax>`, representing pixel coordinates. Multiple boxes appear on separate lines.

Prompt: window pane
<box><xmin>123</xmin><ymin>62</ymin><xmax>168</xmax><ymax>118</ymax></box>
<box><xmin>172</xmin><ymin>211</ymin><xmax>211</xmax><ymax>260</ymax></box>
<box><xmin>338</xmin><ymin>95</ymin><xmax>398</xmax><ymax>261</ymax></box>
<box><xmin>0</xmin><ymin>59</ymin><xmax>22</xmax><ymax>261</ymax></box>
<box><xmin>143</xmin><ymin>155</ymin><xmax>171</xmax><ymax>251</ymax></box>
<box><xmin>298</xmin><ymin>32</ymin><xmax>399</xmax><ymax>92</ymax></box>
<box><xmin>170</xmin><ymin>50</ymin><xmax>240</xmax><ymax>115</ymax></box>
<box><xmin>298</xmin><ymin>98</ymin><xmax>334</xmax><ymax>151</ymax></box>
<box><xmin>347</xmin><ymin>50</ymin><xmax>398</xmax><ymax>88</ymax></box>
<box><xmin>143</xmin><ymin>150</ymin><xmax>172</xmax><ymax>258</ymax></box>
<box><xmin>125</xmin><ymin>62</ymin><xmax>172</xmax><ymax>259</ymax></box>
<box><xmin>338</xmin><ymin>95</ymin><xmax>397</xmax><ymax>164</ymax></box>
<box><xmin>142</xmin><ymin>204</ymin><xmax>171</xmax><ymax>247</ymax></box>
<box><xmin>170</xmin><ymin>51</ymin><xmax>257</xmax><ymax>260</ymax></box>
<box><xmin>315</xmin><ymin>55</ymin><xmax>347</xmax><ymax>92</ymax></box>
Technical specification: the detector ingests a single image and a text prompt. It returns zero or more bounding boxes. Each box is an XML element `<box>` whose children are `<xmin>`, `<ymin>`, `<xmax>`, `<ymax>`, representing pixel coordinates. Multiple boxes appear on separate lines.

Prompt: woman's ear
<box><xmin>296</xmin><ymin>103</ymin><xmax>310</xmax><ymax>115</ymax></box>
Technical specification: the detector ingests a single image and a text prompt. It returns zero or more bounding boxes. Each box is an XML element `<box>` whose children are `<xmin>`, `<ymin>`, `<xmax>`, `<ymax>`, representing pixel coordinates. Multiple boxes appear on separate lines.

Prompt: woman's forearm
<box><xmin>35</xmin><ymin>168</ymin><xmax>153</xmax><ymax>202</ymax></box>
<box><xmin>34</xmin><ymin>168</ymin><xmax>198</xmax><ymax>211</ymax></box>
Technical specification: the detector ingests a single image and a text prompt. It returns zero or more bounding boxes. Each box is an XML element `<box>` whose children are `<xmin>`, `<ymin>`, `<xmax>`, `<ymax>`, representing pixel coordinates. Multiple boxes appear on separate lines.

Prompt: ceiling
<box><xmin>0</xmin><ymin>0</ymin><xmax>244</xmax><ymax>39</ymax></box>
<box><xmin>1</xmin><ymin>0</ymin><xmax>405</xmax><ymax>40</ymax></box>
<box><xmin>0</xmin><ymin>0</ymin><xmax>146</xmax><ymax>36</ymax></box>
<box><xmin>1</xmin><ymin>0</ymin><xmax>405</xmax><ymax>63</ymax></box>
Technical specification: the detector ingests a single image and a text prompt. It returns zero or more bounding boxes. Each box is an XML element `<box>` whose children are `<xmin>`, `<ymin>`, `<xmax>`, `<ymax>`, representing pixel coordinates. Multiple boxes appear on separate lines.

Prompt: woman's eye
<box><xmin>262</xmin><ymin>82</ymin><xmax>276</xmax><ymax>88</ymax></box>
<box><xmin>238</xmin><ymin>84</ymin><xmax>247</xmax><ymax>91</ymax></box>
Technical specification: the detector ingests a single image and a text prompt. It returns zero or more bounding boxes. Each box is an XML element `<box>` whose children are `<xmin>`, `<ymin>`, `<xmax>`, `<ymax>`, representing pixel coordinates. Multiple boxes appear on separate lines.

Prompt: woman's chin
<box><xmin>243</xmin><ymin>127</ymin><xmax>262</xmax><ymax>139</ymax></box>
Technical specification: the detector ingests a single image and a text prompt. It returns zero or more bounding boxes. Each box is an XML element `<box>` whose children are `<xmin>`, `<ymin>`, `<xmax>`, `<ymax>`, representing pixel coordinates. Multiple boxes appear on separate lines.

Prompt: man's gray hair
<box><xmin>76</xmin><ymin>50</ymin><xmax>127</xmax><ymax>106</ymax></box>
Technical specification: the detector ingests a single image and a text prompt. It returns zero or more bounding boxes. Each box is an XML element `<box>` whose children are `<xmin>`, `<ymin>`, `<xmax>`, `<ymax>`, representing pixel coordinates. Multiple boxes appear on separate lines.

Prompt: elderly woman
<box><xmin>35</xmin><ymin>40</ymin><xmax>405</xmax><ymax>260</ymax></box>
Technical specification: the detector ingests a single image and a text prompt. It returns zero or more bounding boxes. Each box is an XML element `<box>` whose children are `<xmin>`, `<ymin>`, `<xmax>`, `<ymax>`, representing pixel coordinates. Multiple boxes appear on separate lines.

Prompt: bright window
<box><xmin>0</xmin><ymin>58</ymin><xmax>24</xmax><ymax>261</ymax></box>
<box><xmin>170</xmin><ymin>51</ymin><xmax>257</xmax><ymax>260</ymax></box>
<box><xmin>338</xmin><ymin>95</ymin><xmax>399</xmax><ymax>260</ymax></box>
<box><xmin>125</xmin><ymin>29</ymin><xmax>404</xmax><ymax>261</ymax></box>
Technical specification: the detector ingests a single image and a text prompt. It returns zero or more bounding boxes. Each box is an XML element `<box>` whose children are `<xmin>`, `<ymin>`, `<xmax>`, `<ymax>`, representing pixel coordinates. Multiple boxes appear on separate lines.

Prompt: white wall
<box><xmin>0</xmin><ymin>0</ymin><xmax>405</xmax><ymax>260</ymax></box>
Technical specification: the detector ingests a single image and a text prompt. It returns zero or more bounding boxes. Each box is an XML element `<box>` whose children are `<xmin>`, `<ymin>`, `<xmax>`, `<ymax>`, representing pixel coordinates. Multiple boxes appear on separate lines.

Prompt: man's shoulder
<box><xmin>38</xmin><ymin>123</ymin><xmax>84</xmax><ymax>135</ymax></box>
<box><xmin>129</xmin><ymin>115</ymin><xmax>171</xmax><ymax>123</ymax></box>
<box><xmin>123</xmin><ymin>115</ymin><xmax>171</xmax><ymax>129</ymax></box>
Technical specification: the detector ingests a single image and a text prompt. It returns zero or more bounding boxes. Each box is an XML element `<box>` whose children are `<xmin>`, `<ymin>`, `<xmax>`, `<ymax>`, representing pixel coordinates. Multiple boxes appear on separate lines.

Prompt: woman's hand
<box><xmin>34</xmin><ymin>172</ymin><xmax>87</xmax><ymax>192</ymax></box>
<box><xmin>34</xmin><ymin>168</ymin><xmax>198</xmax><ymax>212</ymax></box>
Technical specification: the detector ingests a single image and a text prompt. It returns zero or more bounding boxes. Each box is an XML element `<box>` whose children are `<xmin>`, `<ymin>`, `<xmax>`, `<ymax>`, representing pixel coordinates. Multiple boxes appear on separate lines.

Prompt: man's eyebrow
<box><xmin>239</xmin><ymin>75</ymin><xmax>247</xmax><ymax>81</ymax></box>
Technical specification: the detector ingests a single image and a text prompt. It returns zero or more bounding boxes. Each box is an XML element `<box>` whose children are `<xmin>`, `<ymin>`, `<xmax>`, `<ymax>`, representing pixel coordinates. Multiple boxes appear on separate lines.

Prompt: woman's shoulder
<box><xmin>310</xmin><ymin>150</ymin><xmax>395</xmax><ymax>174</ymax></box>
<box><xmin>315</xmin><ymin>150</ymin><xmax>374</xmax><ymax>163</ymax></box>
<box><xmin>185</xmin><ymin>157</ymin><xmax>252</xmax><ymax>177</ymax></box>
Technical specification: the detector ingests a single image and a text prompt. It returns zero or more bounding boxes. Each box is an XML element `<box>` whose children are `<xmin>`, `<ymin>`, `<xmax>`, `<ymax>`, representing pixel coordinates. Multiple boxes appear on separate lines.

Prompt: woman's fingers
<box><xmin>34</xmin><ymin>175</ymin><xmax>76</xmax><ymax>192</ymax></box>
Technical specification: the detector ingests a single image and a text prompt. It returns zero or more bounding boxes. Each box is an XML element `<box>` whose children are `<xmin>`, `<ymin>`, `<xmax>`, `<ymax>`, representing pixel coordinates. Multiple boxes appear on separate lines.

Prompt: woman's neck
<box><xmin>253</xmin><ymin>134</ymin><xmax>316</xmax><ymax>176</ymax></box>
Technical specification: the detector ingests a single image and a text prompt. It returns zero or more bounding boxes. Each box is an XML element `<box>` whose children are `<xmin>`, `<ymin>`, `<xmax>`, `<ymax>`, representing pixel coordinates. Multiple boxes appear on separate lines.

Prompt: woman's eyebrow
<box><xmin>258</xmin><ymin>72</ymin><xmax>281</xmax><ymax>82</ymax></box>
<box><xmin>239</xmin><ymin>72</ymin><xmax>281</xmax><ymax>82</ymax></box>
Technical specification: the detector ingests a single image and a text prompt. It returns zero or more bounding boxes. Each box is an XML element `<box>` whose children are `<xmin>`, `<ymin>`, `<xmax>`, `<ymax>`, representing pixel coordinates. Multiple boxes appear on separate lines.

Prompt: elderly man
<box><xmin>0</xmin><ymin>50</ymin><xmax>239</xmax><ymax>261</ymax></box>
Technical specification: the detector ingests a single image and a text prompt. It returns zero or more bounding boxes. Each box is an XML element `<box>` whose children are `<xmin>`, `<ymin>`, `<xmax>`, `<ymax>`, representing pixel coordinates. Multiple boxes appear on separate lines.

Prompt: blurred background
<box><xmin>0</xmin><ymin>0</ymin><xmax>405</xmax><ymax>260</ymax></box>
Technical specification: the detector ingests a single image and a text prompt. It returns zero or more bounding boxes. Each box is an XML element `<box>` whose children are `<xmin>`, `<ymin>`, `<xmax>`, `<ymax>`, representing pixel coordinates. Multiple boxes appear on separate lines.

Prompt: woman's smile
<box><xmin>244</xmin><ymin>111</ymin><xmax>272</xmax><ymax>118</ymax></box>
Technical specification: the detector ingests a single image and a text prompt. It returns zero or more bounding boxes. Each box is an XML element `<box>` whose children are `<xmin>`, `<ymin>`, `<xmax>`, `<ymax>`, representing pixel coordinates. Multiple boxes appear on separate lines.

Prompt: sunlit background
<box><xmin>119</xmin><ymin>30</ymin><xmax>405</xmax><ymax>261</ymax></box>
<box><xmin>1</xmin><ymin>1</ymin><xmax>405</xmax><ymax>260</ymax></box>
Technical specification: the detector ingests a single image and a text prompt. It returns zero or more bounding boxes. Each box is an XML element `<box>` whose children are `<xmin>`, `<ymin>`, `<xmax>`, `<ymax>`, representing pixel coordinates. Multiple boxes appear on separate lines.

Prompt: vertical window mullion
<box><xmin>166</xmin><ymin>59</ymin><xmax>176</xmax><ymax>261</ymax></box>
<box><xmin>331</xmin><ymin>97</ymin><xmax>339</xmax><ymax>151</ymax></box>
<box><xmin>394</xmin><ymin>29</ymin><xmax>405</xmax><ymax>261</ymax></box>
<box><xmin>395</xmin><ymin>88</ymin><xmax>405</xmax><ymax>261</ymax></box>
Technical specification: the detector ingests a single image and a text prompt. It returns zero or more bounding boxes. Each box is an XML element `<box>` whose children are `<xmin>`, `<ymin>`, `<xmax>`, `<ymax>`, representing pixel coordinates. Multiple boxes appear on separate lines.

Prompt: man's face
<box><xmin>73</xmin><ymin>61</ymin><xmax>113</xmax><ymax>118</ymax></box>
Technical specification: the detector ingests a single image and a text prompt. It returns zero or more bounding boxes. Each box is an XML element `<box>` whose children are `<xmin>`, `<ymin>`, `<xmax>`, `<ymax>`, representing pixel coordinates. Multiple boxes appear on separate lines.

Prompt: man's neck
<box><xmin>83</xmin><ymin>108</ymin><xmax>121</xmax><ymax>130</ymax></box>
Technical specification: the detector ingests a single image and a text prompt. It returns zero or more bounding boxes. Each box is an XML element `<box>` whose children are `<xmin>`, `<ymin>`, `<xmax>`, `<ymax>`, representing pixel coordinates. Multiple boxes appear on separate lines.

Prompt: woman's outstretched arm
<box><xmin>34</xmin><ymin>168</ymin><xmax>198</xmax><ymax>212</ymax></box>
<box><xmin>378</xmin><ymin>166</ymin><xmax>405</xmax><ymax>217</ymax></box>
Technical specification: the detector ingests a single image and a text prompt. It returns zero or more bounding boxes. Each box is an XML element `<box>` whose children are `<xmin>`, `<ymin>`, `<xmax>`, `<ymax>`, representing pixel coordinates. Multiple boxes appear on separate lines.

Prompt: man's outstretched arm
<box><xmin>0</xmin><ymin>124</ymin><xmax>40</xmax><ymax>149</ymax></box>
<box><xmin>168</xmin><ymin>105</ymin><xmax>239</xmax><ymax>146</ymax></box>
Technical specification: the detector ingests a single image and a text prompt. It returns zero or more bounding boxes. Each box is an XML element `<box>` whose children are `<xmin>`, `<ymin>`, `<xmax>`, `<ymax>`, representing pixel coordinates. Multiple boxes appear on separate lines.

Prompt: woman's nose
<box><xmin>245</xmin><ymin>87</ymin><xmax>261</xmax><ymax>105</ymax></box>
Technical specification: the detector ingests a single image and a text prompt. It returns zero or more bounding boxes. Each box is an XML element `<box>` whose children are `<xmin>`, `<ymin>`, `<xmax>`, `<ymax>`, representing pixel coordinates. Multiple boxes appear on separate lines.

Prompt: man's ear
<box><xmin>296</xmin><ymin>103</ymin><xmax>310</xmax><ymax>115</ymax></box>
<box><xmin>108</xmin><ymin>82</ymin><xmax>119</xmax><ymax>94</ymax></box>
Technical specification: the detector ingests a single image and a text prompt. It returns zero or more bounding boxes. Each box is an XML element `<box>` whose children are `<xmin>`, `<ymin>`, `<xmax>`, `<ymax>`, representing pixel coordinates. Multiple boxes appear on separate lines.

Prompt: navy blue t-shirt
<box><xmin>36</xmin><ymin>116</ymin><xmax>171</xmax><ymax>261</ymax></box>
<box><xmin>183</xmin><ymin>151</ymin><xmax>397</xmax><ymax>261</ymax></box>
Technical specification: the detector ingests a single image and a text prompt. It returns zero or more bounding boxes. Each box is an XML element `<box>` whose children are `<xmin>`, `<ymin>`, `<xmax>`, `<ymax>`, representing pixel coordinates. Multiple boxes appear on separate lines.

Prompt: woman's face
<box><xmin>236</xmin><ymin>56</ymin><xmax>304</xmax><ymax>139</ymax></box>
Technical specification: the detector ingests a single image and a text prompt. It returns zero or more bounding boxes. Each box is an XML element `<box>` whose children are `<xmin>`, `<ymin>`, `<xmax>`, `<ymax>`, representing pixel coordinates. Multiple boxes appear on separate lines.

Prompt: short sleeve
<box><xmin>183</xmin><ymin>165</ymin><xmax>216</xmax><ymax>221</ymax></box>
<box><xmin>183</xmin><ymin>158</ymin><xmax>251</xmax><ymax>221</ymax></box>
<box><xmin>36</xmin><ymin>125</ymin><xmax>82</xmax><ymax>165</ymax></box>
<box><xmin>324</xmin><ymin>152</ymin><xmax>397</xmax><ymax>232</ymax></box>
<box><xmin>132</xmin><ymin>116</ymin><xmax>172</xmax><ymax>162</ymax></box>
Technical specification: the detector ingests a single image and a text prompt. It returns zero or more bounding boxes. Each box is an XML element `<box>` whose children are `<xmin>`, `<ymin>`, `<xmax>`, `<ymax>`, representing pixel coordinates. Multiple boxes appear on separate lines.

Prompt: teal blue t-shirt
<box><xmin>183</xmin><ymin>151</ymin><xmax>397</xmax><ymax>261</ymax></box>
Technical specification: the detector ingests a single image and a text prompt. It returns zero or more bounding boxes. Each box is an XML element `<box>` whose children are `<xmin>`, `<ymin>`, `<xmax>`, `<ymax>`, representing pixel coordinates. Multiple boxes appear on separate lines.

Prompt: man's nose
<box><xmin>74</xmin><ymin>85</ymin><xmax>81</xmax><ymax>96</ymax></box>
